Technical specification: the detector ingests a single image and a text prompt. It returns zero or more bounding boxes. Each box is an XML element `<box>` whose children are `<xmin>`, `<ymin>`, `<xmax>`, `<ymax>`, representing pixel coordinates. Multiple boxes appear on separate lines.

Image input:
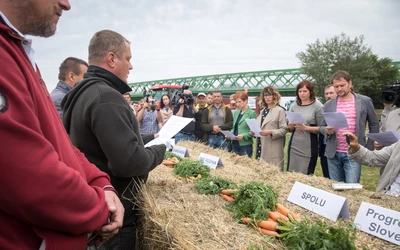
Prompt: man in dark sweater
<box><xmin>62</xmin><ymin>30</ymin><xmax>166</xmax><ymax>250</ymax></box>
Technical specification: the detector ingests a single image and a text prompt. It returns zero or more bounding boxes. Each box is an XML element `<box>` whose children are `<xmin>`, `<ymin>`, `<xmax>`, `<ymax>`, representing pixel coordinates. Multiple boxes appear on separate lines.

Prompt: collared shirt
<box><xmin>50</xmin><ymin>81</ymin><xmax>73</xmax><ymax>119</ymax></box>
<box><xmin>0</xmin><ymin>11</ymin><xmax>35</xmax><ymax>70</ymax></box>
<box><xmin>139</xmin><ymin>109</ymin><xmax>159</xmax><ymax>134</ymax></box>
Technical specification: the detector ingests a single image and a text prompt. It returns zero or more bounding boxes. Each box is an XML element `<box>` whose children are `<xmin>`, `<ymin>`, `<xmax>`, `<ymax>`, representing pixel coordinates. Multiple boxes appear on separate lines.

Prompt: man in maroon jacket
<box><xmin>0</xmin><ymin>0</ymin><xmax>124</xmax><ymax>249</ymax></box>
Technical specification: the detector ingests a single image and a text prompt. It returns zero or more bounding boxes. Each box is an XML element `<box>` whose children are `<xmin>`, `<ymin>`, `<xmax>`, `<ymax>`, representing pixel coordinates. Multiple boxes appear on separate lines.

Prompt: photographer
<box><xmin>174</xmin><ymin>90</ymin><xmax>202</xmax><ymax>144</ymax></box>
<box><xmin>380</xmin><ymin>81</ymin><xmax>400</xmax><ymax>135</ymax></box>
<box><xmin>137</xmin><ymin>96</ymin><xmax>162</xmax><ymax>134</ymax></box>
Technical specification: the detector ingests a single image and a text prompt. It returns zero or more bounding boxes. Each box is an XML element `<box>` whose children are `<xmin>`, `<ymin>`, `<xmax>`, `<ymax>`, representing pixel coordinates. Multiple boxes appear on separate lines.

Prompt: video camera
<box><xmin>174</xmin><ymin>83</ymin><xmax>194</xmax><ymax>106</ymax></box>
<box><xmin>381</xmin><ymin>80</ymin><xmax>400</xmax><ymax>106</ymax></box>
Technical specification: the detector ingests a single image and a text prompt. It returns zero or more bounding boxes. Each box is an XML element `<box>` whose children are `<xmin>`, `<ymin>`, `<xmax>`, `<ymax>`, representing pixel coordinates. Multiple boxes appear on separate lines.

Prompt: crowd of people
<box><xmin>1</xmin><ymin>1</ymin><xmax>399</xmax><ymax>249</ymax></box>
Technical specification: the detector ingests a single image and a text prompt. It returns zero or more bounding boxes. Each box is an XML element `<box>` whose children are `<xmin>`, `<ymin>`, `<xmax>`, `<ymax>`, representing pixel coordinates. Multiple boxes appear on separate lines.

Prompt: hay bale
<box><xmin>138</xmin><ymin>141</ymin><xmax>398</xmax><ymax>250</ymax></box>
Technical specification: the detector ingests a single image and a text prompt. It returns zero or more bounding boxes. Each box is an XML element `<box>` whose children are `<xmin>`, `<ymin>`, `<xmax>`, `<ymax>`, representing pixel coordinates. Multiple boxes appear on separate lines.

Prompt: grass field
<box><xmin>282</xmin><ymin>134</ymin><xmax>381</xmax><ymax>192</ymax></box>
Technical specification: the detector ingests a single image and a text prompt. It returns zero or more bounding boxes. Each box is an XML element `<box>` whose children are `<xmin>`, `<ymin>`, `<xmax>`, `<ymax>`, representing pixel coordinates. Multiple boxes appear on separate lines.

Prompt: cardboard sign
<box><xmin>354</xmin><ymin>202</ymin><xmax>400</xmax><ymax>246</ymax></box>
<box><xmin>287</xmin><ymin>182</ymin><xmax>350</xmax><ymax>222</ymax></box>
<box><xmin>198</xmin><ymin>153</ymin><xmax>224</xmax><ymax>170</ymax></box>
<box><xmin>172</xmin><ymin>146</ymin><xmax>189</xmax><ymax>158</ymax></box>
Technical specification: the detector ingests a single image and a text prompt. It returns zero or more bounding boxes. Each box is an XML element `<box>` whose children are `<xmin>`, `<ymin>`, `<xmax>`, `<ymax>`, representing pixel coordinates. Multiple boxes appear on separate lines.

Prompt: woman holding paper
<box><xmin>227</xmin><ymin>91</ymin><xmax>257</xmax><ymax>157</ymax></box>
<box><xmin>287</xmin><ymin>80</ymin><xmax>324</xmax><ymax>175</ymax></box>
<box><xmin>253</xmin><ymin>86</ymin><xmax>287</xmax><ymax>170</ymax></box>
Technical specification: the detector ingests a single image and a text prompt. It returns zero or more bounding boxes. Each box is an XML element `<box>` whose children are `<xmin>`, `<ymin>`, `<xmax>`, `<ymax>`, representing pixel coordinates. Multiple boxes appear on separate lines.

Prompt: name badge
<box><xmin>354</xmin><ymin>202</ymin><xmax>400</xmax><ymax>246</ymax></box>
<box><xmin>198</xmin><ymin>153</ymin><xmax>224</xmax><ymax>170</ymax></box>
<box><xmin>287</xmin><ymin>182</ymin><xmax>350</xmax><ymax>222</ymax></box>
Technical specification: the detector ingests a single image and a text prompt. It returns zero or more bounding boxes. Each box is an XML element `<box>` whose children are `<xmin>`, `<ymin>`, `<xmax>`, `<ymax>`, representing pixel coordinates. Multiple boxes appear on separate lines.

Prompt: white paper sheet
<box><xmin>245</xmin><ymin>118</ymin><xmax>262</xmax><ymax>137</ymax></box>
<box><xmin>145</xmin><ymin>115</ymin><xmax>193</xmax><ymax>147</ymax></box>
<box><xmin>367</xmin><ymin>130</ymin><xmax>400</xmax><ymax>146</ymax></box>
<box><xmin>322</xmin><ymin>112</ymin><xmax>349</xmax><ymax>128</ymax></box>
<box><xmin>221</xmin><ymin>130</ymin><xmax>237</xmax><ymax>140</ymax></box>
<box><xmin>285</xmin><ymin>111</ymin><xmax>306</xmax><ymax>124</ymax></box>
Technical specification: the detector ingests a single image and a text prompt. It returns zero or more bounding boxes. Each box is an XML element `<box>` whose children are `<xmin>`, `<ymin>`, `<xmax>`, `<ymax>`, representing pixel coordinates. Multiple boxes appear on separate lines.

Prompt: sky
<box><xmin>31</xmin><ymin>0</ymin><xmax>400</xmax><ymax>92</ymax></box>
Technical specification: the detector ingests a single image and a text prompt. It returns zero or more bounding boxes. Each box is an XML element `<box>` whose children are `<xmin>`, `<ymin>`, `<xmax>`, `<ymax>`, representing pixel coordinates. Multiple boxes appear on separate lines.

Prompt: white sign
<box><xmin>172</xmin><ymin>145</ymin><xmax>190</xmax><ymax>158</ymax></box>
<box><xmin>198</xmin><ymin>153</ymin><xmax>224</xmax><ymax>170</ymax></box>
<box><xmin>354</xmin><ymin>202</ymin><xmax>400</xmax><ymax>246</ymax></box>
<box><xmin>287</xmin><ymin>182</ymin><xmax>350</xmax><ymax>222</ymax></box>
<box><xmin>248</xmin><ymin>97</ymin><xmax>256</xmax><ymax>109</ymax></box>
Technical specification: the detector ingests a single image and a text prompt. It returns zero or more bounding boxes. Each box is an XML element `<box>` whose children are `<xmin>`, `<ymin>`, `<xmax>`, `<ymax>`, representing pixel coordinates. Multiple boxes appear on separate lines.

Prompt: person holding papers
<box><xmin>287</xmin><ymin>80</ymin><xmax>324</xmax><ymax>175</ymax></box>
<box><xmin>346</xmin><ymin>132</ymin><xmax>400</xmax><ymax>197</ymax></box>
<box><xmin>62</xmin><ymin>30</ymin><xmax>166</xmax><ymax>248</ymax></box>
<box><xmin>321</xmin><ymin>70</ymin><xmax>379</xmax><ymax>184</ymax></box>
<box><xmin>226</xmin><ymin>91</ymin><xmax>257</xmax><ymax>157</ymax></box>
<box><xmin>254</xmin><ymin>87</ymin><xmax>287</xmax><ymax>170</ymax></box>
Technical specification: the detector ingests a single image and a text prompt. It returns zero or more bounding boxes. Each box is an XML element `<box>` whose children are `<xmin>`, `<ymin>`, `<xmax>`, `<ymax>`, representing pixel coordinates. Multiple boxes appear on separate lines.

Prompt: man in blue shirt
<box><xmin>50</xmin><ymin>57</ymin><xmax>88</xmax><ymax>118</ymax></box>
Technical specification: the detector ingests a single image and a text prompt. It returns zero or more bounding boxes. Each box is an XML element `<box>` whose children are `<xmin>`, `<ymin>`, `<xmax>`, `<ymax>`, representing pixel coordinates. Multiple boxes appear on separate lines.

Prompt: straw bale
<box><xmin>138</xmin><ymin>141</ymin><xmax>399</xmax><ymax>250</ymax></box>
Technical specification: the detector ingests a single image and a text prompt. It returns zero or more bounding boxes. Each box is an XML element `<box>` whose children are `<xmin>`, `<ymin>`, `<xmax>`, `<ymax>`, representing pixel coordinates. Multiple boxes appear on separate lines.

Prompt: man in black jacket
<box><xmin>62</xmin><ymin>30</ymin><xmax>166</xmax><ymax>250</ymax></box>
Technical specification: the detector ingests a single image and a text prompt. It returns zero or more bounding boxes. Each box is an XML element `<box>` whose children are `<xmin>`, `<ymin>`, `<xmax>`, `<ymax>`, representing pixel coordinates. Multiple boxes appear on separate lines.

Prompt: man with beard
<box><xmin>0</xmin><ymin>1</ymin><xmax>123</xmax><ymax>249</ymax></box>
<box><xmin>61</xmin><ymin>30</ymin><xmax>166</xmax><ymax>250</ymax></box>
<box><xmin>321</xmin><ymin>71</ymin><xmax>379</xmax><ymax>183</ymax></box>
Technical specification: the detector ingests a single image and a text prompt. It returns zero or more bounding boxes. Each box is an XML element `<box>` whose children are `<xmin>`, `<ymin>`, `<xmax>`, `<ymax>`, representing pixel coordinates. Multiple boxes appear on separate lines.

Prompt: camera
<box><xmin>172</xmin><ymin>83</ymin><xmax>193</xmax><ymax>106</ymax></box>
<box><xmin>143</xmin><ymin>89</ymin><xmax>156</xmax><ymax>111</ymax></box>
<box><xmin>381</xmin><ymin>80</ymin><xmax>400</xmax><ymax>106</ymax></box>
<box><xmin>179</xmin><ymin>93</ymin><xmax>194</xmax><ymax>106</ymax></box>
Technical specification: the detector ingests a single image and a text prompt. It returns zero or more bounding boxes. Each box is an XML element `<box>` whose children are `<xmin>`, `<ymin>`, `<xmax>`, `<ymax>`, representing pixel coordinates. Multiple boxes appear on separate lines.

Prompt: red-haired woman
<box><xmin>287</xmin><ymin>80</ymin><xmax>324</xmax><ymax>175</ymax></box>
<box><xmin>227</xmin><ymin>91</ymin><xmax>257</xmax><ymax>157</ymax></box>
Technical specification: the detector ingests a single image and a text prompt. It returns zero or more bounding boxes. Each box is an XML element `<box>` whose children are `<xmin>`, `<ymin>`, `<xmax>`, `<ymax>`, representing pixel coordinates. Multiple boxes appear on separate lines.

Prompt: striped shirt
<box><xmin>336</xmin><ymin>98</ymin><xmax>356</xmax><ymax>152</ymax></box>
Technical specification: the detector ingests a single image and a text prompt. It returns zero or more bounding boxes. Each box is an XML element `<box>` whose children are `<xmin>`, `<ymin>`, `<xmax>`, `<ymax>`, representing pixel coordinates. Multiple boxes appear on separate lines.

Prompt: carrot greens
<box><xmin>194</xmin><ymin>176</ymin><xmax>237</xmax><ymax>195</ymax></box>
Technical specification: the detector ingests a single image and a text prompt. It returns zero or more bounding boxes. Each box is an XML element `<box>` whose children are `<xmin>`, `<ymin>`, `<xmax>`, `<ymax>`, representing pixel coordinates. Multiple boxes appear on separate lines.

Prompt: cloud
<box><xmin>30</xmin><ymin>0</ymin><xmax>400</xmax><ymax>91</ymax></box>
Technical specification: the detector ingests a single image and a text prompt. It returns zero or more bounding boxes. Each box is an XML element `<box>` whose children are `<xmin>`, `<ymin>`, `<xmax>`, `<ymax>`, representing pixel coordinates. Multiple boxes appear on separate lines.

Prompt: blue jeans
<box><xmin>232</xmin><ymin>141</ymin><xmax>252</xmax><ymax>158</ymax></box>
<box><xmin>175</xmin><ymin>132</ymin><xmax>195</xmax><ymax>144</ymax></box>
<box><xmin>208</xmin><ymin>134</ymin><xmax>228</xmax><ymax>149</ymax></box>
<box><xmin>327</xmin><ymin>152</ymin><xmax>361</xmax><ymax>183</ymax></box>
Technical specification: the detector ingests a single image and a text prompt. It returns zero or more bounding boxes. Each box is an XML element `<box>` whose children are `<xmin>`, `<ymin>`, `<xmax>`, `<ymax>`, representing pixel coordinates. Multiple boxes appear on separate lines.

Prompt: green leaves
<box><xmin>226</xmin><ymin>182</ymin><xmax>278</xmax><ymax>221</ymax></box>
<box><xmin>194</xmin><ymin>176</ymin><xmax>238</xmax><ymax>195</ymax></box>
<box><xmin>173</xmin><ymin>158</ymin><xmax>210</xmax><ymax>178</ymax></box>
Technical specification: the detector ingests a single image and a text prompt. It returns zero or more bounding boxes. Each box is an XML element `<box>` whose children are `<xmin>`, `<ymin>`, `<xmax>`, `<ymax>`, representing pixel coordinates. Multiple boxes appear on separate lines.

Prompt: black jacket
<box><xmin>61</xmin><ymin>65</ymin><xmax>166</xmax><ymax>226</ymax></box>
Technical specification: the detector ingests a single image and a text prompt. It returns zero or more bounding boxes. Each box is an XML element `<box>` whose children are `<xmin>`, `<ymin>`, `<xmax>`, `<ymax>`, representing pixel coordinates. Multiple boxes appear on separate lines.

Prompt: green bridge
<box><xmin>128</xmin><ymin>61</ymin><xmax>400</xmax><ymax>99</ymax></box>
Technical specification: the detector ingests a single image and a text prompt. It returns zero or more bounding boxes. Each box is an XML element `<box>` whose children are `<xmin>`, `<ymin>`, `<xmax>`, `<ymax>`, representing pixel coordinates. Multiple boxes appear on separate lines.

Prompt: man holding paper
<box><xmin>346</xmin><ymin>132</ymin><xmax>400</xmax><ymax>197</ymax></box>
<box><xmin>321</xmin><ymin>70</ymin><xmax>379</xmax><ymax>183</ymax></box>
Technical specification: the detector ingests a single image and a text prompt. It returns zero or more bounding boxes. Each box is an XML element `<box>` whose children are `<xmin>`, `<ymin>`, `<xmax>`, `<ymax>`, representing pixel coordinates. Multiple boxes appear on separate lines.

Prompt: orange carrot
<box><xmin>258</xmin><ymin>227</ymin><xmax>278</xmax><ymax>237</ymax></box>
<box><xmin>275</xmin><ymin>211</ymin><xmax>290</xmax><ymax>222</ymax></box>
<box><xmin>268</xmin><ymin>211</ymin><xmax>289</xmax><ymax>222</ymax></box>
<box><xmin>257</xmin><ymin>220</ymin><xmax>278</xmax><ymax>231</ymax></box>
<box><xmin>219</xmin><ymin>194</ymin><xmax>234</xmax><ymax>202</ymax></box>
<box><xmin>288</xmin><ymin>212</ymin><xmax>301</xmax><ymax>221</ymax></box>
<box><xmin>267</xmin><ymin>217</ymin><xmax>275</xmax><ymax>222</ymax></box>
<box><xmin>276</xmin><ymin>203</ymin><xmax>289</xmax><ymax>216</ymax></box>
<box><xmin>221</xmin><ymin>189</ymin><xmax>237</xmax><ymax>196</ymax></box>
<box><xmin>240</xmin><ymin>217</ymin><xmax>251</xmax><ymax>224</ymax></box>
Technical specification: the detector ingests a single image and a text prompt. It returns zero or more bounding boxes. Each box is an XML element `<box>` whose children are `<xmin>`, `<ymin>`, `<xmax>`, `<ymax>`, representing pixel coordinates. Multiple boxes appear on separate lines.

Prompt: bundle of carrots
<box><xmin>219</xmin><ymin>189</ymin><xmax>236</xmax><ymax>202</ymax></box>
<box><xmin>176</xmin><ymin>174</ymin><xmax>202</xmax><ymax>182</ymax></box>
<box><xmin>162</xmin><ymin>157</ymin><xmax>180</xmax><ymax>168</ymax></box>
<box><xmin>240</xmin><ymin>203</ymin><xmax>300</xmax><ymax>237</ymax></box>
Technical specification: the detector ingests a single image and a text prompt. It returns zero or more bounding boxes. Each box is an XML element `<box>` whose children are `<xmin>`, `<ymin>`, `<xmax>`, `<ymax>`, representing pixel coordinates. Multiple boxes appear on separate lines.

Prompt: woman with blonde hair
<box><xmin>254</xmin><ymin>86</ymin><xmax>287</xmax><ymax>170</ymax></box>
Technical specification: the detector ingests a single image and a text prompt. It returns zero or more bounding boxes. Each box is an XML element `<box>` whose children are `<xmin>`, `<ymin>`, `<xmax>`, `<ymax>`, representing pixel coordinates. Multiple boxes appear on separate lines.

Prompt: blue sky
<box><xmin>31</xmin><ymin>0</ymin><xmax>400</xmax><ymax>91</ymax></box>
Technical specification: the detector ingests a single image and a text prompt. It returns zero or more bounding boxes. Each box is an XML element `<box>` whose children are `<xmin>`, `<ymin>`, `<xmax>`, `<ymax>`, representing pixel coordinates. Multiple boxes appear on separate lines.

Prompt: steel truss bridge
<box><xmin>128</xmin><ymin>61</ymin><xmax>400</xmax><ymax>99</ymax></box>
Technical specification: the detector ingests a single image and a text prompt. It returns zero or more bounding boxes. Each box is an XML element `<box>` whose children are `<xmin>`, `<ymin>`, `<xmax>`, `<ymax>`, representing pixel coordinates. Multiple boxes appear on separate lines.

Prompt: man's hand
<box><xmin>374</xmin><ymin>141</ymin><xmax>384</xmax><ymax>150</ymax></box>
<box><xmin>325</xmin><ymin>126</ymin><xmax>336</xmax><ymax>136</ymax></box>
<box><xmin>95</xmin><ymin>191</ymin><xmax>124</xmax><ymax>243</ymax></box>
<box><xmin>344</xmin><ymin>132</ymin><xmax>360</xmax><ymax>153</ymax></box>
<box><xmin>212</xmin><ymin>125</ymin><xmax>221</xmax><ymax>133</ymax></box>
<box><xmin>294</xmin><ymin>124</ymin><xmax>308</xmax><ymax>131</ymax></box>
<box><xmin>287</xmin><ymin>123</ymin><xmax>295</xmax><ymax>131</ymax></box>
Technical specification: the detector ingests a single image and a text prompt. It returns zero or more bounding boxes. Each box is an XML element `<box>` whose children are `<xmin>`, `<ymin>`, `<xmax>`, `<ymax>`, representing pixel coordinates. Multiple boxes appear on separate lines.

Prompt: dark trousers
<box><xmin>319</xmin><ymin>134</ymin><xmax>330</xmax><ymax>178</ymax></box>
<box><xmin>99</xmin><ymin>224</ymin><xmax>137</xmax><ymax>250</ymax></box>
